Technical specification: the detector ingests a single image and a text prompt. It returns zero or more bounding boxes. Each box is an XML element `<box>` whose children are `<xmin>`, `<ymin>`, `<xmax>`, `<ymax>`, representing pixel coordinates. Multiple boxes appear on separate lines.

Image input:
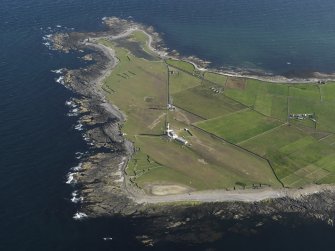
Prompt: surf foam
<box><xmin>71</xmin><ymin>191</ymin><xmax>84</xmax><ymax>203</ymax></box>
<box><xmin>71</xmin><ymin>163</ymin><xmax>82</xmax><ymax>171</ymax></box>
<box><xmin>55</xmin><ymin>76</ymin><xmax>65</xmax><ymax>85</ymax></box>
<box><xmin>74</xmin><ymin>122</ymin><xmax>83</xmax><ymax>131</ymax></box>
<box><xmin>66</xmin><ymin>172</ymin><xmax>78</xmax><ymax>184</ymax></box>
<box><xmin>73</xmin><ymin>212</ymin><xmax>88</xmax><ymax>220</ymax></box>
<box><xmin>51</xmin><ymin>69</ymin><xmax>63</xmax><ymax>74</ymax></box>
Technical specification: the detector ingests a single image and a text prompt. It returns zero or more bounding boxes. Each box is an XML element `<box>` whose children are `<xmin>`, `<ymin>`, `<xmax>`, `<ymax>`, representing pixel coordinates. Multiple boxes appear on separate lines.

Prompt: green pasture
<box><xmin>166</xmin><ymin>59</ymin><xmax>195</xmax><ymax>74</ymax></box>
<box><xmin>101</xmin><ymin>38</ymin><xmax>167</xmax><ymax>136</ymax></box>
<box><xmin>168</xmin><ymin>67</ymin><xmax>202</xmax><ymax>94</ymax></box>
<box><xmin>204</xmin><ymin>72</ymin><xmax>228</xmax><ymax>86</ymax></box>
<box><xmin>98</xmin><ymin>31</ymin><xmax>335</xmax><ymax>191</ymax></box>
<box><xmin>173</xmin><ymin>84</ymin><xmax>246</xmax><ymax>119</ymax></box>
<box><xmin>196</xmin><ymin>109</ymin><xmax>283</xmax><ymax>144</ymax></box>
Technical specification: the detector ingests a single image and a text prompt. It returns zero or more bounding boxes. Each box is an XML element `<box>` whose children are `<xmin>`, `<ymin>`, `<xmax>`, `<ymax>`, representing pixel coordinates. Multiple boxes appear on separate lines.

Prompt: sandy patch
<box><xmin>198</xmin><ymin>159</ymin><xmax>208</xmax><ymax>165</ymax></box>
<box><xmin>150</xmin><ymin>185</ymin><xmax>192</xmax><ymax>196</ymax></box>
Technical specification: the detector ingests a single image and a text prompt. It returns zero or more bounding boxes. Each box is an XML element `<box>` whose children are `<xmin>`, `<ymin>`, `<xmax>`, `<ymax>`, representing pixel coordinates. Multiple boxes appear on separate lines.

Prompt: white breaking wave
<box><xmin>83</xmin><ymin>135</ymin><xmax>94</xmax><ymax>146</ymax></box>
<box><xmin>67</xmin><ymin>112</ymin><xmax>78</xmax><ymax>117</ymax></box>
<box><xmin>75</xmin><ymin>152</ymin><xmax>84</xmax><ymax>160</ymax></box>
<box><xmin>65</xmin><ymin>100</ymin><xmax>72</xmax><ymax>106</ymax></box>
<box><xmin>71</xmin><ymin>163</ymin><xmax>82</xmax><ymax>171</ymax></box>
<box><xmin>42</xmin><ymin>34</ymin><xmax>52</xmax><ymax>40</ymax></box>
<box><xmin>55</xmin><ymin>76</ymin><xmax>65</xmax><ymax>85</ymax></box>
<box><xmin>71</xmin><ymin>196</ymin><xmax>83</xmax><ymax>203</ymax></box>
<box><xmin>66</xmin><ymin>172</ymin><xmax>77</xmax><ymax>184</ymax></box>
<box><xmin>42</xmin><ymin>34</ymin><xmax>53</xmax><ymax>49</ymax></box>
<box><xmin>71</xmin><ymin>191</ymin><xmax>84</xmax><ymax>203</ymax></box>
<box><xmin>65</xmin><ymin>100</ymin><xmax>77</xmax><ymax>108</ymax></box>
<box><xmin>51</xmin><ymin>69</ymin><xmax>63</xmax><ymax>74</ymax></box>
<box><xmin>73</xmin><ymin>212</ymin><xmax>88</xmax><ymax>220</ymax></box>
<box><xmin>83</xmin><ymin>134</ymin><xmax>90</xmax><ymax>142</ymax></box>
<box><xmin>42</xmin><ymin>42</ymin><xmax>52</xmax><ymax>50</ymax></box>
<box><xmin>67</xmin><ymin>108</ymin><xmax>79</xmax><ymax>117</ymax></box>
<box><xmin>74</xmin><ymin>122</ymin><xmax>83</xmax><ymax>131</ymax></box>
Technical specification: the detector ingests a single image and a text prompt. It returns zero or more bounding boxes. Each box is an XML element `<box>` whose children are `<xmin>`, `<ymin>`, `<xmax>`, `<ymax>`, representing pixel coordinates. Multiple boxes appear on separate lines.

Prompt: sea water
<box><xmin>2</xmin><ymin>0</ymin><xmax>335</xmax><ymax>250</ymax></box>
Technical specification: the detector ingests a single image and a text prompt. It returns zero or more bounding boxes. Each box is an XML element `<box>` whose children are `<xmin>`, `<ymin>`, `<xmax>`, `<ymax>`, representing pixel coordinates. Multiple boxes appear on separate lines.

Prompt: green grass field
<box><xmin>240</xmin><ymin>125</ymin><xmax>306</xmax><ymax>156</ymax></box>
<box><xmin>204</xmin><ymin>72</ymin><xmax>228</xmax><ymax>86</ymax></box>
<box><xmin>129</xmin><ymin>30</ymin><xmax>157</xmax><ymax>57</ymax></box>
<box><xmin>196</xmin><ymin>109</ymin><xmax>283</xmax><ymax>144</ymax></box>
<box><xmin>99</xmin><ymin>31</ymin><xmax>335</xmax><ymax>192</ymax></box>
<box><xmin>101</xmin><ymin>38</ymin><xmax>167</xmax><ymax>136</ymax></box>
<box><xmin>166</xmin><ymin>59</ymin><xmax>195</xmax><ymax>74</ymax></box>
<box><xmin>320</xmin><ymin>82</ymin><xmax>335</xmax><ymax>102</ymax></box>
<box><xmin>172</xmin><ymin>84</ymin><xmax>246</xmax><ymax>119</ymax></box>
<box><xmin>225</xmin><ymin>78</ymin><xmax>289</xmax><ymax>119</ymax></box>
<box><xmin>168</xmin><ymin>66</ymin><xmax>202</xmax><ymax>94</ymax></box>
<box><xmin>133</xmin><ymin>135</ymin><xmax>280</xmax><ymax>189</ymax></box>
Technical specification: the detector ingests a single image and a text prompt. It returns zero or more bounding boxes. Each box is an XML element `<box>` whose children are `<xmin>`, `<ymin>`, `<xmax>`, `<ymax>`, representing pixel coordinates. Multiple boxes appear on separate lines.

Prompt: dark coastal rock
<box><xmin>77</xmin><ymin>152</ymin><xmax>138</xmax><ymax>216</ymax></box>
<box><xmin>130</xmin><ymin>191</ymin><xmax>335</xmax><ymax>245</ymax></box>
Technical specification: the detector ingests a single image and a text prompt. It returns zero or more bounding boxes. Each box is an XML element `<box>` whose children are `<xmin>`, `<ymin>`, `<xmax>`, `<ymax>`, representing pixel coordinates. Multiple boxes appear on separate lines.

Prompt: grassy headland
<box><xmin>99</xmin><ymin>30</ymin><xmax>335</xmax><ymax>195</ymax></box>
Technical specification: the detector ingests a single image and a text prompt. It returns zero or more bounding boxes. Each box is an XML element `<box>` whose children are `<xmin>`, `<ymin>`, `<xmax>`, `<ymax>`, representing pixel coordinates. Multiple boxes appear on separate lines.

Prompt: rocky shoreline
<box><xmin>50</xmin><ymin>17</ymin><xmax>335</xmax><ymax>238</ymax></box>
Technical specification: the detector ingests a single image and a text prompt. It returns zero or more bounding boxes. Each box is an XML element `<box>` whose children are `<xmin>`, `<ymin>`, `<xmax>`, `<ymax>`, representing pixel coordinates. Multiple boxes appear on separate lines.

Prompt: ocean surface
<box><xmin>2</xmin><ymin>0</ymin><xmax>335</xmax><ymax>250</ymax></box>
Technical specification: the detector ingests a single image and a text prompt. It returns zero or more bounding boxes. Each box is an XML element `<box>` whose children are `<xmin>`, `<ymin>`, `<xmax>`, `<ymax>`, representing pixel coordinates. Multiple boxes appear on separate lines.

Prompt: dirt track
<box><xmin>134</xmin><ymin>184</ymin><xmax>335</xmax><ymax>204</ymax></box>
<box><xmin>135</xmin><ymin>188</ymin><xmax>285</xmax><ymax>204</ymax></box>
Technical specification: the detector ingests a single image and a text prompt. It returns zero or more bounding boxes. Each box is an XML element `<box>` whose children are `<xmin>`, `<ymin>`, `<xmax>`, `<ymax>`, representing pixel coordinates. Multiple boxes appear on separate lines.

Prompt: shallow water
<box><xmin>2</xmin><ymin>0</ymin><xmax>335</xmax><ymax>250</ymax></box>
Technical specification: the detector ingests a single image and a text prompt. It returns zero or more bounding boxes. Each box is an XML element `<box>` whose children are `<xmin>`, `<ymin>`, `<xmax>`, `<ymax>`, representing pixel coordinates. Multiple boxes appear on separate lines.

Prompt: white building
<box><xmin>166</xmin><ymin>123</ymin><xmax>188</xmax><ymax>145</ymax></box>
